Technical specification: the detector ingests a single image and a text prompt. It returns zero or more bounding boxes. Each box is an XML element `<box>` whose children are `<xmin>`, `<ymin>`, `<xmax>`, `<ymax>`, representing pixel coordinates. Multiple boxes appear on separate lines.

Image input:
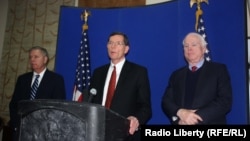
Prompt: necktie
<box><xmin>30</xmin><ymin>75</ymin><xmax>40</xmax><ymax>100</ymax></box>
<box><xmin>105</xmin><ymin>66</ymin><xmax>116</xmax><ymax>108</ymax></box>
<box><xmin>191</xmin><ymin>66</ymin><xmax>197</xmax><ymax>72</ymax></box>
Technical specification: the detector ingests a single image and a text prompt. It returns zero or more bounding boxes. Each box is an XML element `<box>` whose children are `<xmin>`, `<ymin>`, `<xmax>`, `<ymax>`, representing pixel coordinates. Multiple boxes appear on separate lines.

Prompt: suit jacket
<box><xmin>162</xmin><ymin>61</ymin><xmax>232</xmax><ymax>124</ymax></box>
<box><xmin>89</xmin><ymin>60</ymin><xmax>152</xmax><ymax>140</ymax></box>
<box><xmin>9</xmin><ymin>69</ymin><xmax>66</xmax><ymax>129</ymax></box>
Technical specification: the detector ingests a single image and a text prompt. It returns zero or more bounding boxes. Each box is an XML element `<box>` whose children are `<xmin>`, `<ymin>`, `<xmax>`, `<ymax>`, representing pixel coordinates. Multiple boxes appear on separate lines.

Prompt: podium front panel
<box><xmin>18</xmin><ymin>99</ymin><xmax>129</xmax><ymax>141</ymax></box>
<box><xmin>19</xmin><ymin>108</ymin><xmax>87</xmax><ymax>141</ymax></box>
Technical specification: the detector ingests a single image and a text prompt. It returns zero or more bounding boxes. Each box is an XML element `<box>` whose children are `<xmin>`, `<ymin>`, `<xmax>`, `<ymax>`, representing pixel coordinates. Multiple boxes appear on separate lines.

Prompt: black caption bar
<box><xmin>141</xmin><ymin>125</ymin><xmax>250</xmax><ymax>140</ymax></box>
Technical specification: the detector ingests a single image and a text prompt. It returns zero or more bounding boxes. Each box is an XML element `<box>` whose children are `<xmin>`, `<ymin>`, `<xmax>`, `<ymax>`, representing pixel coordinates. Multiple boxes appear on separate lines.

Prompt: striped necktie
<box><xmin>30</xmin><ymin>75</ymin><xmax>40</xmax><ymax>100</ymax></box>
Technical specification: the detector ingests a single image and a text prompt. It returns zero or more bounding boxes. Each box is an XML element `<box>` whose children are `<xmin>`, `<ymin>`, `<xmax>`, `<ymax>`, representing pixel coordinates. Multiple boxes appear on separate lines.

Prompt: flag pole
<box><xmin>81</xmin><ymin>10</ymin><xmax>91</xmax><ymax>31</ymax></box>
<box><xmin>190</xmin><ymin>0</ymin><xmax>211</xmax><ymax>61</ymax></box>
<box><xmin>73</xmin><ymin>10</ymin><xmax>92</xmax><ymax>102</ymax></box>
<box><xmin>190</xmin><ymin>0</ymin><xmax>209</xmax><ymax>31</ymax></box>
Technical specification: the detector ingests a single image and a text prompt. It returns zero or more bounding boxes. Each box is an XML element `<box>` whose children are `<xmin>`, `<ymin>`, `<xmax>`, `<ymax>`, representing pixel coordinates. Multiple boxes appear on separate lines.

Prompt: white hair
<box><xmin>182</xmin><ymin>32</ymin><xmax>207</xmax><ymax>48</ymax></box>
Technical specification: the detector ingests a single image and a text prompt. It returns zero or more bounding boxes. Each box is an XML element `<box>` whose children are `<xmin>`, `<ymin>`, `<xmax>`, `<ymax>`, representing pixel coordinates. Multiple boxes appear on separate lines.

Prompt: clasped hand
<box><xmin>177</xmin><ymin>109</ymin><xmax>203</xmax><ymax>125</ymax></box>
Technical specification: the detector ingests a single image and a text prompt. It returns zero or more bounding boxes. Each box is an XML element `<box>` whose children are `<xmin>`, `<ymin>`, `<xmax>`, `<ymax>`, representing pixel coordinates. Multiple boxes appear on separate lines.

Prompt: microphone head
<box><xmin>90</xmin><ymin>88</ymin><xmax>97</xmax><ymax>95</ymax></box>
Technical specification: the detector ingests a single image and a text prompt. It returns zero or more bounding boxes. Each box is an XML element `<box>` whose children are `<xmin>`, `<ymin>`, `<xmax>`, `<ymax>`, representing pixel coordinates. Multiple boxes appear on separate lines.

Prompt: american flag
<box><xmin>72</xmin><ymin>29</ymin><xmax>91</xmax><ymax>102</ymax></box>
<box><xmin>196</xmin><ymin>13</ymin><xmax>211</xmax><ymax>61</ymax></box>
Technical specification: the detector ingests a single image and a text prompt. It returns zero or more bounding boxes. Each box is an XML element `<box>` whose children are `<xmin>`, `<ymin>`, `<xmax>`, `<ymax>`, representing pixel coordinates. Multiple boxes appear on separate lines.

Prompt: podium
<box><xmin>17</xmin><ymin>99</ymin><xmax>130</xmax><ymax>141</ymax></box>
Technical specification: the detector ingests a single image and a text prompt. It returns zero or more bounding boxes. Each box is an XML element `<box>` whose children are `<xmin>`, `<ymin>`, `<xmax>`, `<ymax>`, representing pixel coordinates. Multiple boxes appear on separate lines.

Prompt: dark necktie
<box><xmin>105</xmin><ymin>66</ymin><xmax>116</xmax><ymax>108</ymax></box>
<box><xmin>191</xmin><ymin>66</ymin><xmax>197</xmax><ymax>72</ymax></box>
<box><xmin>30</xmin><ymin>75</ymin><xmax>40</xmax><ymax>100</ymax></box>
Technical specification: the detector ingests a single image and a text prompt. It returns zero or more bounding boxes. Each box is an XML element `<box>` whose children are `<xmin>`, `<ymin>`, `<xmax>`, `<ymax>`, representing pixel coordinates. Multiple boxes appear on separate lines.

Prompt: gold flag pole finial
<box><xmin>190</xmin><ymin>0</ymin><xmax>209</xmax><ymax>31</ymax></box>
<box><xmin>81</xmin><ymin>10</ymin><xmax>91</xmax><ymax>31</ymax></box>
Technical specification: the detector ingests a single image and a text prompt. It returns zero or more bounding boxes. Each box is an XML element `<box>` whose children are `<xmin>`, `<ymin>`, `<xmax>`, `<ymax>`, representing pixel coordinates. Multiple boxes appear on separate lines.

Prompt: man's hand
<box><xmin>127</xmin><ymin>116</ymin><xmax>139</xmax><ymax>135</ymax></box>
<box><xmin>177</xmin><ymin>109</ymin><xmax>203</xmax><ymax>125</ymax></box>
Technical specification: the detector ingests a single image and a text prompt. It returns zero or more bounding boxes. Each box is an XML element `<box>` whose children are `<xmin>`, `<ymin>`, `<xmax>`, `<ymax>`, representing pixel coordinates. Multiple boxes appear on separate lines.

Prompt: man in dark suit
<box><xmin>162</xmin><ymin>32</ymin><xmax>232</xmax><ymax>125</ymax></box>
<box><xmin>9</xmin><ymin>46</ymin><xmax>66</xmax><ymax>140</ymax></box>
<box><xmin>89</xmin><ymin>32</ymin><xmax>152</xmax><ymax>141</ymax></box>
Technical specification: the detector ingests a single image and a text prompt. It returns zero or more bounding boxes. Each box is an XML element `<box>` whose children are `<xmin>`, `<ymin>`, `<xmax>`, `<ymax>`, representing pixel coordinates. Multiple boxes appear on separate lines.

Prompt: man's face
<box><xmin>29</xmin><ymin>49</ymin><xmax>47</xmax><ymax>73</ymax></box>
<box><xmin>183</xmin><ymin>35</ymin><xmax>206</xmax><ymax>64</ymax></box>
<box><xmin>107</xmin><ymin>35</ymin><xmax>129</xmax><ymax>64</ymax></box>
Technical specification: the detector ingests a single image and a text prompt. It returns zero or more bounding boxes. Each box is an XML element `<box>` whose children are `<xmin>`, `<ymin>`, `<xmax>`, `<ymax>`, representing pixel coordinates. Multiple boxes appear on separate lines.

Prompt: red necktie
<box><xmin>105</xmin><ymin>66</ymin><xmax>116</xmax><ymax>108</ymax></box>
<box><xmin>191</xmin><ymin>66</ymin><xmax>197</xmax><ymax>72</ymax></box>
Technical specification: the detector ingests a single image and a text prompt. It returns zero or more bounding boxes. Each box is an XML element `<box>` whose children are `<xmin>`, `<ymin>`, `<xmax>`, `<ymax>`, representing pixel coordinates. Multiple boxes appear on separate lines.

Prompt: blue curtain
<box><xmin>55</xmin><ymin>0</ymin><xmax>247</xmax><ymax>124</ymax></box>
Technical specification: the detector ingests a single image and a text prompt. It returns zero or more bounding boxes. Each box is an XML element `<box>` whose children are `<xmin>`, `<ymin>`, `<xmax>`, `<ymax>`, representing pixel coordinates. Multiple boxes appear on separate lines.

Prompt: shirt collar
<box><xmin>110</xmin><ymin>59</ymin><xmax>125</xmax><ymax>74</ymax></box>
<box><xmin>33</xmin><ymin>68</ymin><xmax>46</xmax><ymax>78</ymax></box>
<box><xmin>189</xmin><ymin>58</ymin><xmax>204</xmax><ymax>70</ymax></box>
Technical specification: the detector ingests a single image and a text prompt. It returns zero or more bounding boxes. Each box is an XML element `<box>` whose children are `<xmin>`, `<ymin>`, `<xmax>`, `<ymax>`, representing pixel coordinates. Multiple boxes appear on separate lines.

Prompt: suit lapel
<box><xmin>115</xmin><ymin>61</ymin><xmax>132</xmax><ymax>95</ymax></box>
<box><xmin>35</xmin><ymin>69</ymin><xmax>50</xmax><ymax>98</ymax></box>
<box><xmin>192</xmin><ymin>61</ymin><xmax>209</xmax><ymax>105</ymax></box>
<box><xmin>180</xmin><ymin>67</ymin><xmax>188</xmax><ymax>106</ymax></box>
<box><xmin>97</xmin><ymin>65</ymin><xmax>109</xmax><ymax>102</ymax></box>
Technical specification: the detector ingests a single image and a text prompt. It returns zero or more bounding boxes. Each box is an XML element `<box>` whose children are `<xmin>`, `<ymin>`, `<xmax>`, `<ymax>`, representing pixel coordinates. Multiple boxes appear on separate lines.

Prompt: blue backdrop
<box><xmin>55</xmin><ymin>0</ymin><xmax>248</xmax><ymax>124</ymax></box>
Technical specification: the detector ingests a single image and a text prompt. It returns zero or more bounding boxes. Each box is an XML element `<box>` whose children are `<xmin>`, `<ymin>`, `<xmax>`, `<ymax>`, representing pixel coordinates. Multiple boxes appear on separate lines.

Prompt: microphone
<box><xmin>88</xmin><ymin>88</ymin><xmax>97</xmax><ymax>103</ymax></box>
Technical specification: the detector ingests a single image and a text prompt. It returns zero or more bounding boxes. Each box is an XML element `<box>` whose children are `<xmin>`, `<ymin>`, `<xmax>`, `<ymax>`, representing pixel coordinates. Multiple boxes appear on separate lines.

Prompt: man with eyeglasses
<box><xmin>89</xmin><ymin>31</ymin><xmax>152</xmax><ymax>141</ymax></box>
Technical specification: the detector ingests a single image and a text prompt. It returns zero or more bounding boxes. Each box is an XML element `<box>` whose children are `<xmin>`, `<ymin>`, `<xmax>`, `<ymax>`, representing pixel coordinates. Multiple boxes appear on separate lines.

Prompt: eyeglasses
<box><xmin>107</xmin><ymin>41</ymin><xmax>125</xmax><ymax>46</ymax></box>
